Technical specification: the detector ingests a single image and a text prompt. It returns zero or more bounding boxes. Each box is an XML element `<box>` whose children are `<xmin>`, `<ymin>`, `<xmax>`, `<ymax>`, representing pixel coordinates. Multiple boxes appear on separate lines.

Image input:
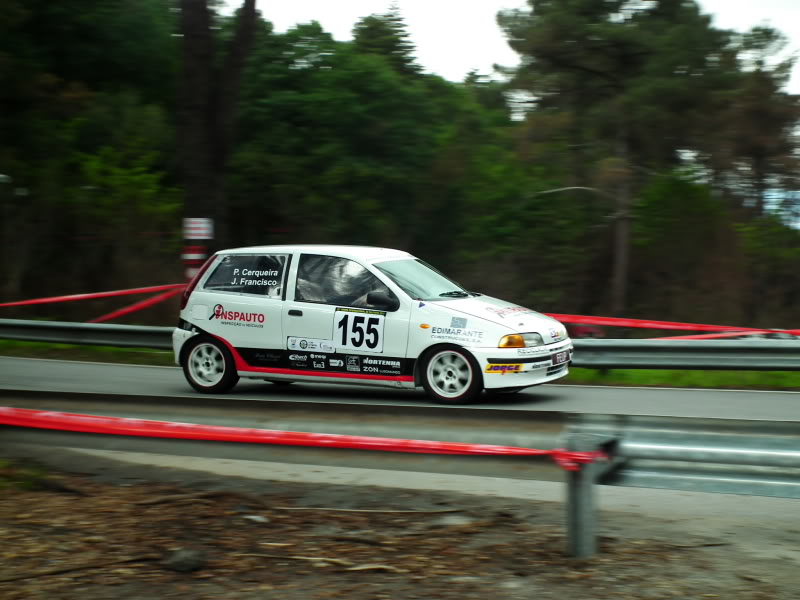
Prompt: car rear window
<box><xmin>203</xmin><ymin>254</ymin><xmax>288</xmax><ymax>298</ymax></box>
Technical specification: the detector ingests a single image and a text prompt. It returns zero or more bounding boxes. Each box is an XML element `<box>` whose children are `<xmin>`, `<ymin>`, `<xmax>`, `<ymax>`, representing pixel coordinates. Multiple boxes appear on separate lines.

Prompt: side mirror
<box><xmin>367</xmin><ymin>291</ymin><xmax>400</xmax><ymax>312</ymax></box>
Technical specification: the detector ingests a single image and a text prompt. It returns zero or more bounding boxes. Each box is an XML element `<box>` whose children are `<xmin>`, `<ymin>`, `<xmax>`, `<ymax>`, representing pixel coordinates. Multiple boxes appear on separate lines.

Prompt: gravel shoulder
<box><xmin>1</xmin><ymin>445</ymin><xmax>798</xmax><ymax>600</ymax></box>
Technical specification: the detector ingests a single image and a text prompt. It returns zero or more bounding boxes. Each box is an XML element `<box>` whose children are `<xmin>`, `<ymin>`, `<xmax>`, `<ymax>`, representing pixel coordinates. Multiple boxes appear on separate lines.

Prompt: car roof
<box><xmin>219</xmin><ymin>244</ymin><xmax>413</xmax><ymax>262</ymax></box>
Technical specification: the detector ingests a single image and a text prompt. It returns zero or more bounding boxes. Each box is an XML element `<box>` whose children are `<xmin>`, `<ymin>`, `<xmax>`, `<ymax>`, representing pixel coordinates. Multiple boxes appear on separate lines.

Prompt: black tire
<box><xmin>181</xmin><ymin>336</ymin><xmax>239</xmax><ymax>394</ymax></box>
<box><xmin>420</xmin><ymin>345</ymin><xmax>483</xmax><ymax>404</ymax></box>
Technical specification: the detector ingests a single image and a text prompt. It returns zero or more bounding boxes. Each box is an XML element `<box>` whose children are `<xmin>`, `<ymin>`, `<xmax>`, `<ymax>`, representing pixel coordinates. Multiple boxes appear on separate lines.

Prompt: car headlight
<box><xmin>498</xmin><ymin>333</ymin><xmax>545</xmax><ymax>348</ymax></box>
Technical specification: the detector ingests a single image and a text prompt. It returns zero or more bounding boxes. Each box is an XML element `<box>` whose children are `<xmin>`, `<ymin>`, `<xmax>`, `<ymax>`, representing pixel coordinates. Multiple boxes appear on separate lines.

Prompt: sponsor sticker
<box><xmin>517</xmin><ymin>347</ymin><xmax>547</xmax><ymax>356</ymax></box>
<box><xmin>484</xmin><ymin>364</ymin><xmax>523</xmax><ymax>374</ymax></box>
<box><xmin>430</xmin><ymin>326</ymin><xmax>485</xmax><ymax>344</ymax></box>
<box><xmin>486</xmin><ymin>306</ymin><xmax>536</xmax><ymax>319</ymax></box>
<box><xmin>209</xmin><ymin>304</ymin><xmax>265</xmax><ymax>328</ymax></box>
<box><xmin>288</xmin><ymin>353</ymin><xmax>308</xmax><ymax>365</ymax></box>
<box><xmin>287</xmin><ymin>337</ymin><xmax>335</xmax><ymax>353</ymax></box>
<box><xmin>526</xmin><ymin>360</ymin><xmax>551</xmax><ymax>369</ymax></box>
<box><xmin>362</xmin><ymin>356</ymin><xmax>402</xmax><ymax>375</ymax></box>
<box><xmin>451</xmin><ymin>317</ymin><xmax>467</xmax><ymax>329</ymax></box>
<box><xmin>346</xmin><ymin>356</ymin><xmax>361</xmax><ymax>372</ymax></box>
<box><xmin>253</xmin><ymin>351</ymin><xmax>281</xmax><ymax>363</ymax></box>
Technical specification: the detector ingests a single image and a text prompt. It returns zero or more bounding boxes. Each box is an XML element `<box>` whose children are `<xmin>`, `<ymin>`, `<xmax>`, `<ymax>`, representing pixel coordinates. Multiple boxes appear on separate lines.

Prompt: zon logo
<box><xmin>210</xmin><ymin>304</ymin><xmax>265</xmax><ymax>323</ymax></box>
<box><xmin>484</xmin><ymin>364</ymin><xmax>522</xmax><ymax>375</ymax></box>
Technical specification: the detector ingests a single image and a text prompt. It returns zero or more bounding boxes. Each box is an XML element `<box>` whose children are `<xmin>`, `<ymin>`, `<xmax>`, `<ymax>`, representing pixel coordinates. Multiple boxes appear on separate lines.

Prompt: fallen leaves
<box><xmin>0</xmin><ymin>467</ymin><xmax>792</xmax><ymax>600</ymax></box>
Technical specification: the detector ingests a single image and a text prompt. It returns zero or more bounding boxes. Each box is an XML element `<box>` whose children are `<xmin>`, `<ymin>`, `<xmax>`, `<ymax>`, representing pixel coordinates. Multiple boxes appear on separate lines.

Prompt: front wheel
<box><xmin>421</xmin><ymin>346</ymin><xmax>483</xmax><ymax>404</ymax></box>
<box><xmin>182</xmin><ymin>336</ymin><xmax>239</xmax><ymax>394</ymax></box>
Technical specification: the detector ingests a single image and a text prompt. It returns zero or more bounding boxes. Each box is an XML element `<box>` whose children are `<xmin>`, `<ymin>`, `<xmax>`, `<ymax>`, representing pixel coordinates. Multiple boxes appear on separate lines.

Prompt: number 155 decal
<box><xmin>334</xmin><ymin>308</ymin><xmax>385</xmax><ymax>352</ymax></box>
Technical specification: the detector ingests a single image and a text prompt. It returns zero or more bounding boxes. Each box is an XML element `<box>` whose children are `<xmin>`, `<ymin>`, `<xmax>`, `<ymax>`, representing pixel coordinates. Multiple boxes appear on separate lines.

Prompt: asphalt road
<box><xmin>2</xmin><ymin>355</ymin><xmax>799</xmax><ymax>569</ymax></box>
<box><xmin>1</xmin><ymin>355</ymin><xmax>798</xmax><ymax>420</ymax></box>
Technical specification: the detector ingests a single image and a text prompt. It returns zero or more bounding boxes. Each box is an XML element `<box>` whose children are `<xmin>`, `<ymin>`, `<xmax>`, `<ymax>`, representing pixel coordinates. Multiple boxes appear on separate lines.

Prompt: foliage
<box><xmin>1</xmin><ymin>1</ymin><xmax>799</xmax><ymax>329</ymax></box>
<box><xmin>0</xmin><ymin>1</ymin><xmax>179</xmax><ymax>308</ymax></box>
<box><xmin>352</xmin><ymin>4</ymin><xmax>421</xmax><ymax>76</ymax></box>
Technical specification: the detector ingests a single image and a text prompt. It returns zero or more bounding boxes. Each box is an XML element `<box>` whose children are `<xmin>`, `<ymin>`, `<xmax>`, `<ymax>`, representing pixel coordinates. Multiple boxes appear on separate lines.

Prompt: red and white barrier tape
<box><xmin>0</xmin><ymin>284</ymin><xmax>186</xmax><ymax>308</ymax></box>
<box><xmin>546</xmin><ymin>313</ymin><xmax>799</xmax><ymax>336</ymax></box>
<box><xmin>88</xmin><ymin>288</ymin><xmax>184</xmax><ymax>323</ymax></box>
<box><xmin>651</xmin><ymin>330</ymin><xmax>776</xmax><ymax>340</ymax></box>
<box><xmin>0</xmin><ymin>407</ymin><xmax>605</xmax><ymax>471</ymax></box>
<box><xmin>1</xmin><ymin>283</ymin><xmax>795</xmax><ymax>335</ymax></box>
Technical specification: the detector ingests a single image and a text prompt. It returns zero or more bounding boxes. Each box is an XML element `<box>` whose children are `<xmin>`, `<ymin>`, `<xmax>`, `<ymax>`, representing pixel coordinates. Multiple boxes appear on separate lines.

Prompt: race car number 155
<box><xmin>334</xmin><ymin>308</ymin><xmax>386</xmax><ymax>353</ymax></box>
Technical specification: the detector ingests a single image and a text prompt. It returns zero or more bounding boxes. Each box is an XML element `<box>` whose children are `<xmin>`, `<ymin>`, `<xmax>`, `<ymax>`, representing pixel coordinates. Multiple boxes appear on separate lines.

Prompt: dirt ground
<box><xmin>1</xmin><ymin>448</ymin><xmax>798</xmax><ymax>600</ymax></box>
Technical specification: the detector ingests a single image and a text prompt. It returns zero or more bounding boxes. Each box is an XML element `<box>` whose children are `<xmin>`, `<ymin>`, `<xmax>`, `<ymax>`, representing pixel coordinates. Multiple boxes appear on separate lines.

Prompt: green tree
<box><xmin>695</xmin><ymin>27</ymin><xmax>799</xmax><ymax>217</ymax></box>
<box><xmin>497</xmin><ymin>0</ymin><xmax>800</xmax><ymax>318</ymax></box>
<box><xmin>352</xmin><ymin>4</ymin><xmax>421</xmax><ymax>76</ymax></box>
<box><xmin>0</xmin><ymin>0</ymin><xmax>179</xmax><ymax>307</ymax></box>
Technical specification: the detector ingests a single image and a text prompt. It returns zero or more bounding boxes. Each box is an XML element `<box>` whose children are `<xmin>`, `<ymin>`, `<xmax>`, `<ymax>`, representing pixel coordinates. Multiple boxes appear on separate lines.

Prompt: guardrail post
<box><xmin>565</xmin><ymin>433</ymin><xmax>602</xmax><ymax>559</ymax></box>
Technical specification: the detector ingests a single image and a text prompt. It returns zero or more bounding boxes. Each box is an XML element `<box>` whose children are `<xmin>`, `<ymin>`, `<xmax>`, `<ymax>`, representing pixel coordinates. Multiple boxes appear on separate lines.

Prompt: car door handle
<box><xmin>288</xmin><ymin>309</ymin><xmax>303</xmax><ymax>317</ymax></box>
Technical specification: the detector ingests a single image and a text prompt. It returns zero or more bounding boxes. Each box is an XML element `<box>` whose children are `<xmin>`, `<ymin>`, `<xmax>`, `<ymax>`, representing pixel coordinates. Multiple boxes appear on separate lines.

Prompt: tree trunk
<box><xmin>178</xmin><ymin>0</ymin><xmax>215</xmax><ymax>221</ymax></box>
<box><xmin>610</xmin><ymin>112</ymin><xmax>632</xmax><ymax>317</ymax></box>
<box><xmin>178</xmin><ymin>0</ymin><xmax>258</xmax><ymax>249</ymax></box>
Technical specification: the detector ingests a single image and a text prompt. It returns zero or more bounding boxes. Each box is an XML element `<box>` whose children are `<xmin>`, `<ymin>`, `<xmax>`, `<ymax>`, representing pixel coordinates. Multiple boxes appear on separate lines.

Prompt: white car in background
<box><xmin>173</xmin><ymin>245</ymin><xmax>573</xmax><ymax>404</ymax></box>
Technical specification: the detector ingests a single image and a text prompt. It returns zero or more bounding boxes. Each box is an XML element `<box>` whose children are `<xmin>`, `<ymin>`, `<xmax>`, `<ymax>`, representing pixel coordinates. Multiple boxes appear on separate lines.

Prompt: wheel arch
<box><xmin>177</xmin><ymin>324</ymin><xmax>215</xmax><ymax>366</ymax></box>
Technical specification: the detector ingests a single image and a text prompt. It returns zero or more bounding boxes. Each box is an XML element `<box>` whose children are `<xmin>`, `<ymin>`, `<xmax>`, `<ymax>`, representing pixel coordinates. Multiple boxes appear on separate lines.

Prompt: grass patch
<box><xmin>0</xmin><ymin>458</ymin><xmax>50</xmax><ymax>491</ymax></box>
<box><xmin>563</xmin><ymin>367</ymin><xmax>800</xmax><ymax>390</ymax></box>
<box><xmin>0</xmin><ymin>339</ymin><xmax>175</xmax><ymax>366</ymax></box>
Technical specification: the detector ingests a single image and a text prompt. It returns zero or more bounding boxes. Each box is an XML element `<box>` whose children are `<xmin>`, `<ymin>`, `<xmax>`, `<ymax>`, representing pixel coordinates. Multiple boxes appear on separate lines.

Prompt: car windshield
<box><xmin>374</xmin><ymin>258</ymin><xmax>470</xmax><ymax>301</ymax></box>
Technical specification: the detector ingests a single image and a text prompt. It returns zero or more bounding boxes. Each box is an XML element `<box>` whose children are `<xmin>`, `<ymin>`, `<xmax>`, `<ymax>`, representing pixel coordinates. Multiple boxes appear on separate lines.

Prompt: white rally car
<box><xmin>173</xmin><ymin>245</ymin><xmax>573</xmax><ymax>404</ymax></box>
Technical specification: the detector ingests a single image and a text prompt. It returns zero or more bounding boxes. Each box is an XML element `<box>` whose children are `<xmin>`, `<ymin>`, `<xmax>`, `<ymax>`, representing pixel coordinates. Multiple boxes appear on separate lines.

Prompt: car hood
<box><xmin>431</xmin><ymin>295</ymin><xmax>569</xmax><ymax>343</ymax></box>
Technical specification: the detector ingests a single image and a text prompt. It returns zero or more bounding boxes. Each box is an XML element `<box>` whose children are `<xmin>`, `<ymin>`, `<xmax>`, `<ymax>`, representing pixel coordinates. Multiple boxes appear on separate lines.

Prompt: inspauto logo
<box><xmin>209</xmin><ymin>304</ymin><xmax>265</xmax><ymax>328</ymax></box>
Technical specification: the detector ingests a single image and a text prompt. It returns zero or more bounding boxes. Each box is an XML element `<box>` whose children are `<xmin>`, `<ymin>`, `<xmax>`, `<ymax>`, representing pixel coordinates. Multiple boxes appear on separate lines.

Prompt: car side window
<box><xmin>203</xmin><ymin>254</ymin><xmax>287</xmax><ymax>298</ymax></box>
<box><xmin>295</xmin><ymin>254</ymin><xmax>396</xmax><ymax>308</ymax></box>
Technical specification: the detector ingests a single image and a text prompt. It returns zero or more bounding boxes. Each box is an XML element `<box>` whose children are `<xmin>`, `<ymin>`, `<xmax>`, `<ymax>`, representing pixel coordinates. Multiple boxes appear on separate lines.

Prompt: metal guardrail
<box><xmin>0</xmin><ymin>319</ymin><xmax>173</xmax><ymax>350</ymax></box>
<box><xmin>1</xmin><ymin>389</ymin><xmax>798</xmax><ymax>558</ymax></box>
<box><xmin>573</xmin><ymin>338</ymin><xmax>800</xmax><ymax>370</ymax></box>
<box><xmin>2</xmin><ymin>318</ymin><xmax>800</xmax><ymax>370</ymax></box>
<box><xmin>564</xmin><ymin>414</ymin><xmax>800</xmax><ymax>556</ymax></box>
<box><xmin>569</xmin><ymin>414</ymin><xmax>800</xmax><ymax>497</ymax></box>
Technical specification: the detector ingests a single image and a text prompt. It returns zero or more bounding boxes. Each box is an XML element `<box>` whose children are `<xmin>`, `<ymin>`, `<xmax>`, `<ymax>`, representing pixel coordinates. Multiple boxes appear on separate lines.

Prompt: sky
<box><xmin>223</xmin><ymin>0</ymin><xmax>799</xmax><ymax>93</ymax></box>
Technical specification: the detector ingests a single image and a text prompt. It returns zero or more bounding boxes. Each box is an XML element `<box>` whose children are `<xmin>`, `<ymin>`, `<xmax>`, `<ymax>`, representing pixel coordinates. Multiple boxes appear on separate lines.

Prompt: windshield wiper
<box><xmin>439</xmin><ymin>291</ymin><xmax>470</xmax><ymax>298</ymax></box>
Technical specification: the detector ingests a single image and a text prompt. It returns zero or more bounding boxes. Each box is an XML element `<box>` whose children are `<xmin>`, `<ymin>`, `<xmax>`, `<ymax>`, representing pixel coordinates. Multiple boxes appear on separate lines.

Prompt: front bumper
<box><xmin>470</xmin><ymin>339</ymin><xmax>574</xmax><ymax>389</ymax></box>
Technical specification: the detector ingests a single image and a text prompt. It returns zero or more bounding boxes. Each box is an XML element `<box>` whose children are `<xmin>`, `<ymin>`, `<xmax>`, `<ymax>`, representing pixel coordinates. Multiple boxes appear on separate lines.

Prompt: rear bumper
<box><xmin>171</xmin><ymin>327</ymin><xmax>197</xmax><ymax>365</ymax></box>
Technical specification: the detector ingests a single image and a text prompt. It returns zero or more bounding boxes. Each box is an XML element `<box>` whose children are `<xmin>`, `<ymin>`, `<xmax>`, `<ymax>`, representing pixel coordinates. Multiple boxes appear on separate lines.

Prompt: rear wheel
<box><xmin>421</xmin><ymin>346</ymin><xmax>483</xmax><ymax>404</ymax></box>
<box><xmin>182</xmin><ymin>336</ymin><xmax>239</xmax><ymax>394</ymax></box>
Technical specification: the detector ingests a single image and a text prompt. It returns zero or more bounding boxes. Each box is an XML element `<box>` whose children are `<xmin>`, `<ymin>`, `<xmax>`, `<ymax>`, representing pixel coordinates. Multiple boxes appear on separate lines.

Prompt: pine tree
<box><xmin>352</xmin><ymin>3</ymin><xmax>421</xmax><ymax>76</ymax></box>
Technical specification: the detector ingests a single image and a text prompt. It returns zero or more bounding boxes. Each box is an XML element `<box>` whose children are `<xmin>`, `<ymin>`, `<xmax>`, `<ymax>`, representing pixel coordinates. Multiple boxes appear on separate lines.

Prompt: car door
<box><xmin>190</xmin><ymin>252</ymin><xmax>289</xmax><ymax>368</ymax></box>
<box><xmin>282</xmin><ymin>253</ymin><xmax>412</xmax><ymax>382</ymax></box>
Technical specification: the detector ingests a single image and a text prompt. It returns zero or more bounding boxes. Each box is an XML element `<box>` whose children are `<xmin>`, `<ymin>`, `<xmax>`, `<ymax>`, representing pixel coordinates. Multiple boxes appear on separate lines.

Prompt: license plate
<box><xmin>552</xmin><ymin>351</ymin><xmax>569</xmax><ymax>365</ymax></box>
